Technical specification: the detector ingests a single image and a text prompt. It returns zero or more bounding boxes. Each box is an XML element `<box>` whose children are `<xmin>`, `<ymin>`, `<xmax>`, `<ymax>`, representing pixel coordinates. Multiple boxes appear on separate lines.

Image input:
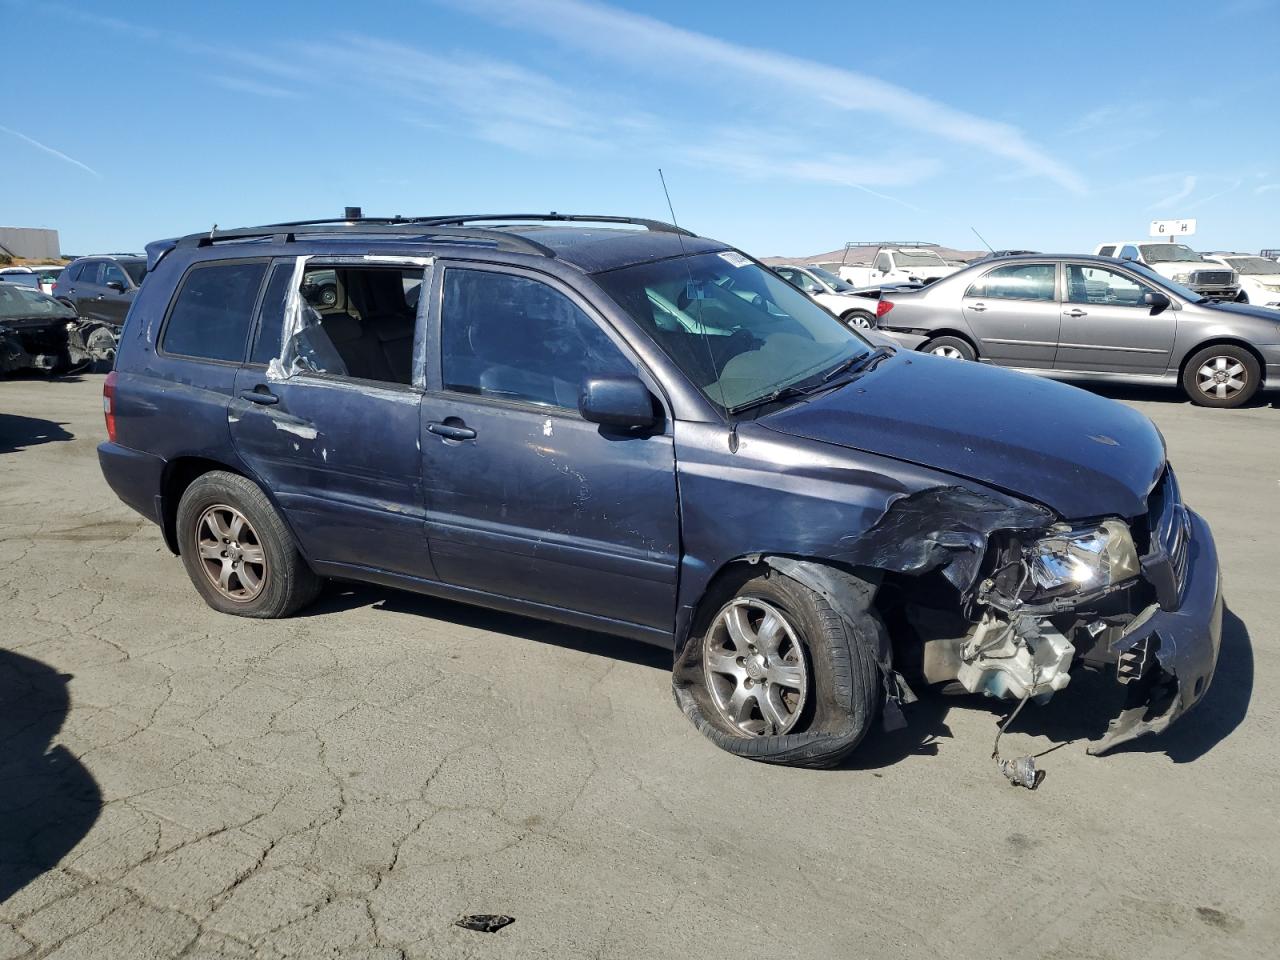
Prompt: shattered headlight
<box><xmin>1027</xmin><ymin>520</ymin><xmax>1140</xmax><ymax>598</ymax></box>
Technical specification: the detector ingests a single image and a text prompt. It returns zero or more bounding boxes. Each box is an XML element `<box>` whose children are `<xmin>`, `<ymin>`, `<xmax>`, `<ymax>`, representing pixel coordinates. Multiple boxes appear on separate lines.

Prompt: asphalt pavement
<box><xmin>1</xmin><ymin>373</ymin><xmax>1276</xmax><ymax>959</ymax></box>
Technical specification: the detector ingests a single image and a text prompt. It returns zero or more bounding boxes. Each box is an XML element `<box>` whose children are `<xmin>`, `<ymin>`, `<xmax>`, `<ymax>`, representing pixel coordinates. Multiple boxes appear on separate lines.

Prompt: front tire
<box><xmin>1181</xmin><ymin>344</ymin><xmax>1260</xmax><ymax>408</ymax></box>
<box><xmin>674</xmin><ymin>569</ymin><xmax>882</xmax><ymax>768</ymax></box>
<box><xmin>920</xmin><ymin>335</ymin><xmax>976</xmax><ymax>361</ymax></box>
<box><xmin>176</xmin><ymin>471</ymin><xmax>323</xmax><ymax>618</ymax></box>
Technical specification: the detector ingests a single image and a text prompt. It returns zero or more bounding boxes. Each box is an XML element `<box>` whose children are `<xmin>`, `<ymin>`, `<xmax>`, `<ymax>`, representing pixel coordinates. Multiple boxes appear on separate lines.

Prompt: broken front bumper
<box><xmin>1089</xmin><ymin>509</ymin><xmax>1223</xmax><ymax>754</ymax></box>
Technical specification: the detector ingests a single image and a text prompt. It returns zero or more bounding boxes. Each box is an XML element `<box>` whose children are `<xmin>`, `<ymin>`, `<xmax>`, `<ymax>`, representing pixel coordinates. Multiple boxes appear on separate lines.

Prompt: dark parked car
<box><xmin>97</xmin><ymin>215</ymin><xmax>1222</xmax><ymax>772</ymax></box>
<box><xmin>54</xmin><ymin>254</ymin><xmax>147</xmax><ymax>325</ymax></box>
<box><xmin>876</xmin><ymin>254</ymin><xmax>1280</xmax><ymax>407</ymax></box>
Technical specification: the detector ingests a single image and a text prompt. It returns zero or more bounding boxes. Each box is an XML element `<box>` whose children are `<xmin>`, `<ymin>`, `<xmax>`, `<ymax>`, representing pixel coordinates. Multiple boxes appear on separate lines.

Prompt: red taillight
<box><xmin>876</xmin><ymin>298</ymin><xmax>894</xmax><ymax>319</ymax></box>
<box><xmin>52</xmin><ymin>281</ymin><xmax>60</xmax><ymax>294</ymax></box>
<box><xmin>103</xmin><ymin>371</ymin><xmax>118</xmax><ymax>442</ymax></box>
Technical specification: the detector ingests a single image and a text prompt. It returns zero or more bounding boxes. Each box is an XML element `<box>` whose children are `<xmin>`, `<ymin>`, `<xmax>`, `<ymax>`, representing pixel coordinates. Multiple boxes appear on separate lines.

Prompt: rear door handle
<box><xmin>427</xmin><ymin>420</ymin><xmax>476</xmax><ymax>441</ymax></box>
<box><xmin>1065</xmin><ymin>308</ymin><xmax>1088</xmax><ymax>318</ymax></box>
<box><xmin>238</xmin><ymin>388</ymin><xmax>279</xmax><ymax>405</ymax></box>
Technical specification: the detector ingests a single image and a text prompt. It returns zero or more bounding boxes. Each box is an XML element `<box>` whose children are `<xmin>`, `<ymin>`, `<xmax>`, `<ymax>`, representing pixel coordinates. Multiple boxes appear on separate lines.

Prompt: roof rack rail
<box><xmin>416</xmin><ymin>213</ymin><xmax>697</xmax><ymax>237</ymax></box>
<box><xmin>173</xmin><ymin>220</ymin><xmax>556</xmax><ymax>258</ymax></box>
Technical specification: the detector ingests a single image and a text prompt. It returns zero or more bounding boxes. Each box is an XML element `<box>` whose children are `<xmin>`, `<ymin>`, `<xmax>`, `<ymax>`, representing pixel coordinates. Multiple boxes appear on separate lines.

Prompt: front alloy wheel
<box><xmin>1195</xmin><ymin>355</ymin><xmax>1248</xmax><ymax>402</ymax></box>
<box><xmin>1181</xmin><ymin>344</ymin><xmax>1260</xmax><ymax>408</ymax></box>
<box><xmin>703</xmin><ymin>598</ymin><xmax>809</xmax><ymax>736</ymax></box>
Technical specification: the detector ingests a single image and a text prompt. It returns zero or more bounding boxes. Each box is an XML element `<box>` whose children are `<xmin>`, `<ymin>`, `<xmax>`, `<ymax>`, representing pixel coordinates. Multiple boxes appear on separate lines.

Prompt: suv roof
<box><xmin>149</xmin><ymin>214</ymin><xmax>728</xmax><ymax>276</ymax></box>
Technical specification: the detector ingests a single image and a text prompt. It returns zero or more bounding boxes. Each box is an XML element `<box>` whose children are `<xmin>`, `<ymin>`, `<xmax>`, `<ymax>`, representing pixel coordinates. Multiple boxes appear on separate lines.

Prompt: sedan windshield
<box><xmin>0</xmin><ymin>284</ymin><xmax>75</xmax><ymax>319</ymax></box>
<box><xmin>1139</xmin><ymin>244</ymin><xmax>1202</xmax><ymax>263</ymax></box>
<box><xmin>596</xmin><ymin>252</ymin><xmax>871</xmax><ymax>413</ymax></box>
<box><xmin>1225</xmin><ymin>256</ymin><xmax>1280</xmax><ymax>275</ymax></box>
<box><xmin>1124</xmin><ymin>261</ymin><xmax>1203</xmax><ymax>301</ymax></box>
<box><xmin>807</xmin><ymin>266</ymin><xmax>857</xmax><ymax>292</ymax></box>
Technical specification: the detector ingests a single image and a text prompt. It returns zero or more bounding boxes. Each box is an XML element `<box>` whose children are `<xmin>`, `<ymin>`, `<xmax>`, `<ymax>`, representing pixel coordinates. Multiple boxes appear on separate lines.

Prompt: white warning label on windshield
<box><xmin>717</xmin><ymin>251</ymin><xmax>751</xmax><ymax>268</ymax></box>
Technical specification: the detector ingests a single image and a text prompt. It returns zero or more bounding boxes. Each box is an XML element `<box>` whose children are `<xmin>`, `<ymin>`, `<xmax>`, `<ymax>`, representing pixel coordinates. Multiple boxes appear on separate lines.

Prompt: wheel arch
<box><xmin>158</xmin><ymin>456</ymin><xmax>247</xmax><ymax>554</ymax></box>
<box><xmin>1177</xmin><ymin>337</ymin><xmax>1267</xmax><ymax>385</ymax></box>
<box><xmin>918</xmin><ymin>329</ymin><xmax>979</xmax><ymax>357</ymax></box>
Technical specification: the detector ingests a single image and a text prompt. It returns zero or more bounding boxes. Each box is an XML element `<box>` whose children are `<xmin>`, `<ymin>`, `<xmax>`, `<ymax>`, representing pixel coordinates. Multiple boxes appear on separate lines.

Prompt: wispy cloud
<box><xmin>0</xmin><ymin>123</ymin><xmax>100</xmax><ymax>178</ymax></box>
<box><xmin>1188</xmin><ymin>178</ymin><xmax>1242</xmax><ymax>210</ymax></box>
<box><xmin>442</xmin><ymin>0</ymin><xmax>1087</xmax><ymax>194</ymax></box>
<box><xmin>211</xmin><ymin>75</ymin><xmax>301</xmax><ymax>100</ymax></box>
<box><xmin>1255</xmin><ymin>183</ymin><xmax>1280</xmax><ymax>195</ymax></box>
<box><xmin>1149</xmin><ymin>175</ymin><xmax>1197</xmax><ymax>210</ymax></box>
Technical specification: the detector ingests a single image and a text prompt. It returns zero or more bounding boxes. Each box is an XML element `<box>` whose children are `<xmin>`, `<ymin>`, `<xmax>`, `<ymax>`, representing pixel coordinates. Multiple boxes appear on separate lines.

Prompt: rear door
<box><xmin>960</xmin><ymin>261</ymin><xmax>1061</xmax><ymax>367</ymax></box>
<box><xmin>229</xmin><ymin>257</ymin><xmax>433</xmax><ymax>580</ymax></box>
<box><xmin>70</xmin><ymin>260</ymin><xmax>106</xmax><ymax>318</ymax></box>
<box><xmin>418</xmin><ymin>262</ymin><xmax>679</xmax><ymax>632</ymax></box>
<box><xmin>1055</xmin><ymin>263</ymin><xmax>1175</xmax><ymax>373</ymax></box>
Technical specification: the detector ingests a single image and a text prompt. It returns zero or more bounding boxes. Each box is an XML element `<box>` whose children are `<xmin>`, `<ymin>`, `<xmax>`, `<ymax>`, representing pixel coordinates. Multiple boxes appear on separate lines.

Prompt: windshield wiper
<box><xmin>822</xmin><ymin>345</ymin><xmax>895</xmax><ymax>382</ymax></box>
<box><xmin>727</xmin><ymin>347</ymin><xmax>897</xmax><ymax>416</ymax></box>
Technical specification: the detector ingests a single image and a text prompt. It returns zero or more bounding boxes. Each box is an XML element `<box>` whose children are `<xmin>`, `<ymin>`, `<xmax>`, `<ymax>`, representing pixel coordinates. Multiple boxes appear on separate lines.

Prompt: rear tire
<box><xmin>1181</xmin><ymin>344</ymin><xmax>1260</xmax><ymax>408</ymax></box>
<box><xmin>674</xmin><ymin>569</ymin><xmax>882</xmax><ymax>768</ymax></box>
<box><xmin>920</xmin><ymin>335</ymin><xmax>976</xmax><ymax>361</ymax></box>
<box><xmin>841</xmin><ymin>309</ymin><xmax>875</xmax><ymax>330</ymax></box>
<box><xmin>176</xmin><ymin>471</ymin><xmax>323</xmax><ymax>618</ymax></box>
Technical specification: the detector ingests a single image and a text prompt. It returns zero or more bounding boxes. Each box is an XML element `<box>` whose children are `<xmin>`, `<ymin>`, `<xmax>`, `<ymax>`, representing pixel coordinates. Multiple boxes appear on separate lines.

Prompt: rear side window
<box><xmin>162</xmin><ymin>261</ymin><xmax>267</xmax><ymax>362</ymax></box>
<box><xmin>250</xmin><ymin>263</ymin><xmax>293</xmax><ymax>365</ymax></box>
<box><xmin>79</xmin><ymin>261</ymin><xmax>103</xmax><ymax>285</ymax></box>
<box><xmin>966</xmin><ymin>263</ymin><xmax>1057</xmax><ymax>301</ymax></box>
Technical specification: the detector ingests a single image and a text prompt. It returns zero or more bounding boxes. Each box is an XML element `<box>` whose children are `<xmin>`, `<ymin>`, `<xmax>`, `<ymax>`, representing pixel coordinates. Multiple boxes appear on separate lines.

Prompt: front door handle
<box><xmin>1065</xmin><ymin>308</ymin><xmax>1088</xmax><ymax>318</ymax></box>
<box><xmin>238</xmin><ymin>388</ymin><xmax>279</xmax><ymax>405</ymax></box>
<box><xmin>969</xmin><ymin>302</ymin><xmax>987</xmax><ymax>312</ymax></box>
<box><xmin>427</xmin><ymin>420</ymin><xmax>476</xmax><ymax>441</ymax></box>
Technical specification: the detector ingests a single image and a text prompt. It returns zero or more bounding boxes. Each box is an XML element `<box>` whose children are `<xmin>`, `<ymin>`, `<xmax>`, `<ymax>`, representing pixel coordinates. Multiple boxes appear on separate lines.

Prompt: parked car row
<box><xmin>94</xmin><ymin>212</ymin><xmax>1222</xmax><ymax>777</ymax></box>
<box><xmin>873</xmin><ymin>253</ymin><xmax>1280</xmax><ymax>407</ymax></box>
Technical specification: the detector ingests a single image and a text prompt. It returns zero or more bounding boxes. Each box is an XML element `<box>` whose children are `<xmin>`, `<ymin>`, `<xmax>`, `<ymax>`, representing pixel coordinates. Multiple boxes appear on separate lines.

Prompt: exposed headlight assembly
<box><xmin>1173</xmin><ymin>272</ymin><xmax>1192</xmax><ymax>283</ymax></box>
<box><xmin>1027</xmin><ymin>519</ymin><xmax>1140</xmax><ymax>598</ymax></box>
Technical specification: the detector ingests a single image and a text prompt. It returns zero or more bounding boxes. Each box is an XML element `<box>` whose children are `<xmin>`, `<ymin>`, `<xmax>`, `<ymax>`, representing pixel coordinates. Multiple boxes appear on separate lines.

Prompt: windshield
<box><xmin>1224</xmin><ymin>256</ymin><xmax>1280</xmax><ymax>275</ymax></box>
<box><xmin>894</xmin><ymin>250</ymin><xmax>947</xmax><ymax>267</ymax></box>
<box><xmin>807</xmin><ymin>266</ymin><xmax>857</xmax><ymax>292</ymax></box>
<box><xmin>1123</xmin><ymin>261</ymin><xmax>1203</xmax><ymax>301</ymax></box>
<box><xmin>1139</xmin><ymin>244</ymin><xmax>1202</xmax><ymax>264</ymax></box>
<box><xmin>0</xmin><ymin>283</ymin><xmax>75</xmax><ymax>319</ymax></box>
<box><xmin>596</xmin><ymin>251</ymin><xmax>871</xmax><ymax>413</ymax></box>
<box><xmin>121</xmin><ymin>260</ymin><xmax>147</xmax><ymax>285</ymax></box>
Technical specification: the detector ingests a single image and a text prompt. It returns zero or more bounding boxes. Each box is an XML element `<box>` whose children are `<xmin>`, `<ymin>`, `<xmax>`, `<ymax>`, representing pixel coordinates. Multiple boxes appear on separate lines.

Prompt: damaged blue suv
<box><xmin>99</xmin><ymin>214</ymin><xmax>1223</xmax><ymax>770</ymax></box>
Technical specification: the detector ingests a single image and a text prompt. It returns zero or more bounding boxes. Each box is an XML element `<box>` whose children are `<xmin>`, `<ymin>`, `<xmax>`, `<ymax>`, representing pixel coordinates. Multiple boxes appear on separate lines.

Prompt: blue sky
<box><xmin>3</xmin><ymin>0</ymin><xmax>1278</xmax><ymax>257</ymax></box>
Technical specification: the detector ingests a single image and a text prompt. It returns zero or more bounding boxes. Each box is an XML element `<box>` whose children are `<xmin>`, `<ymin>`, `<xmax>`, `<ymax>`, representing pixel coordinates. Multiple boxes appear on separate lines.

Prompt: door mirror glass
<box><xmin>105</xmin><ymin>280</ymin><xmax>126</xmax><ymax>292</ymax></box>
<box><xmin>578</xmin><ymin>375</ymin><xmax>657</xmax><ymax>429</ymax></box>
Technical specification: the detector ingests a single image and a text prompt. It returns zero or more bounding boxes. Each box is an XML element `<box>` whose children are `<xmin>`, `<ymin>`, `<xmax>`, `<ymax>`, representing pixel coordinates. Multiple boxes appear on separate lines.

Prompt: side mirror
<box><xmin>578</xmin><ymin>375</ymin><xmax>657</xmax><ymax>430</ymax></box>
<box><xmin>804</xmin><ymin>284</ymin><xmax>823</xmax><ymax>295</ymax></box>
<box><xmin>106</xmin><ymin>280</ymin><xmax>125</xmax><ymax>292</ymax></box>
<box><xmin>1144</xmin><ymin>291</ymin><xmax>1171</xmax><ymax>314</ymax></box>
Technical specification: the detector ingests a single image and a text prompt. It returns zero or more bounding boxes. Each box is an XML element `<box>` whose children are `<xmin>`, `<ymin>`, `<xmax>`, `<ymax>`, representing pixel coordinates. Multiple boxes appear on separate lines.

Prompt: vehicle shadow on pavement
<box><xmin>0</xmin><ymin>414</ymin><xmax>74</xmax><ymax>454</ymax></box>
<box><xmin>1081</xmin><ymin>381</ymin><xmax>1280</xmax><ymax>410</ymax></box>
<box><xmin>0</xmin><ymin>650</ymin><xmax>101</xmax><ymax>904</ymax></box>
<box><xmin>845</xmin><ymin>605</ymin><xmax>1252</xmax><ymax>770</ymax></box>
<box><xmin>304</xmin><ymin>582</ymin><xmax>673</xmax><ymax>670</ymax></box>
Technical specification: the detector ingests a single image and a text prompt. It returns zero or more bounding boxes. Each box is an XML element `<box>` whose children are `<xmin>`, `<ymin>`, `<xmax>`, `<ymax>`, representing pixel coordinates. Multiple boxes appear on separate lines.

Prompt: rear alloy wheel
<box><xmin>177</xmin><ymin>471</ymin><xmax>323</xmax><ymax>617</ymax></box>
<box><xmin>920</xmin><ymin>335</ymin><xmax>976</xmax><ymax>361</ymax></box>
<box><xmin>1181</xmin><ymin>345</ymin><xmax>1260</xmax><ymax>408</ymax></box>
<box><xmin>842</xmin><ymin>310</ymin><xmax>875</xmax><ymax>330</ymax></box>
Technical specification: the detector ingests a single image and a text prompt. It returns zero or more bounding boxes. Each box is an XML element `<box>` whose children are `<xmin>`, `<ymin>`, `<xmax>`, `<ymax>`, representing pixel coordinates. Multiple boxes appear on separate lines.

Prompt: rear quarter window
<box><xmin>161</xmin><ymin>261</ymin><xmax>268</xmax><ymax>362</ymax></box>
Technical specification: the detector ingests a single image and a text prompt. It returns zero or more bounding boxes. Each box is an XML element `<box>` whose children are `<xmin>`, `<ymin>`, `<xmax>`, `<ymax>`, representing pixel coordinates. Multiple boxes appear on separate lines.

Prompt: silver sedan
<box><xmin>876</xmin><ymin>254</ymin><xmax>1280</xmax><ymax>408</ymax></box>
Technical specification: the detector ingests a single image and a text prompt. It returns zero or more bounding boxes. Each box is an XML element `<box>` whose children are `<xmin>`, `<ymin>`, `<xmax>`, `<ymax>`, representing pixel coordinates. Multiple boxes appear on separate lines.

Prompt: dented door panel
<box><xmin>228</xmin><ymin>372</ymin><xmax>432</xmax><ymax>579</ymax></box>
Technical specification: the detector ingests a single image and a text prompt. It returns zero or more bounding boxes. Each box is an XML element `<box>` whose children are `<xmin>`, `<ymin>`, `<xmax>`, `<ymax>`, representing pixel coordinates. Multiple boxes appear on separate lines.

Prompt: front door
<box><xmin>420</xmin><ymin>263</ymin><xmax>679</xmax><ymax>632</ymax></box>
<box><xmin>1055</xmin><ymin>263</ymin><xmax>1176</xmax><ymax>373</ymax></box>
<box><xmin>228</xmin><ymin>258</ymin><xmax>433</xmax><ymax>579</ymax></box>
<box><xmin>960</xmin><ymin>261</ymin><xmax>1061</xmax><ymax>368</ymax></box>
<box><xmin>99</xmin><ymin>261</ymin><xmax>135</xmax><ymax>326</ymax></box>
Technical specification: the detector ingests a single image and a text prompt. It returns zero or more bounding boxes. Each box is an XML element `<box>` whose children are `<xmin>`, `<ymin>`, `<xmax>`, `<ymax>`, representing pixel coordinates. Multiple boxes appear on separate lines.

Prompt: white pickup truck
<box><xmin>837</xmin><ymin>246</ymin><xmax>960</xmax><ymax>287</ymax></box>
<box><xmin>1094</xmin><ymin>241</ymin><xmax>1240</xmax><ymax>300</ymax></box>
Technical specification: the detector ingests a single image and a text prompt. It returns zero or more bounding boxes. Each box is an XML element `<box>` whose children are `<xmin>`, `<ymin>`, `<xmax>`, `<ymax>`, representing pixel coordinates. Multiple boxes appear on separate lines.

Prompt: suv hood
<box><xmin>759</xmin><ymin>352</ymin><xmax>1166</xmax><ymax>519</ymax></box>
